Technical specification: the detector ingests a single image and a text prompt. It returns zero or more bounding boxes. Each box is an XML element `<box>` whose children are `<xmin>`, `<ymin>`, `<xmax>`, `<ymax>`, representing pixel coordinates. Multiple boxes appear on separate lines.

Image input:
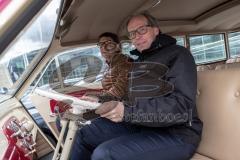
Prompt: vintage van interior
<box><xmin>0</xmin><ymin>0</ymin><xmax>240</xmax><ymax>159</ymax></box>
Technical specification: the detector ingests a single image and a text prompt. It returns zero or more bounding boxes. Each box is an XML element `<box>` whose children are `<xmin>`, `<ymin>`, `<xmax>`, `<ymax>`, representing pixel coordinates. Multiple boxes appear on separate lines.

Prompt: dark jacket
<box><xmin>124</xmin><ymin>34</ymin><xmax>203</xmax><ymax>145</ymax></box>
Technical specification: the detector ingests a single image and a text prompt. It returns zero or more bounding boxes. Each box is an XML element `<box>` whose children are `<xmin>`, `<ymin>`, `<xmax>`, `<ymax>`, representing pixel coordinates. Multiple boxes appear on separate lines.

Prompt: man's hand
<box><xmin>95</xmin><ymin>101</ymin><xmax>124</xmax><ymax>122</ymax></box>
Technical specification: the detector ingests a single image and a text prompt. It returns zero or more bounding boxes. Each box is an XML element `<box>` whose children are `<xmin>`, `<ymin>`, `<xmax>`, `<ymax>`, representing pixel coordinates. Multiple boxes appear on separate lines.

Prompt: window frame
<box><xmin>0</xmin><ymin>0</ymin><xmax>49</xmax><ymax>55</ymax></box>
<box><xmin>172</xmin><ymin>30</ymin><xmax>240</xmax><ymax>65</ymax></box>
<box><xmin>188</xmin><ymin>33</ymin><xmax>227</xmax><ymax>65</ymax></box>
<box><xmin>227</xmin><ymin>31</ymin><xmax>240</xmax><ymax>58</ymax></box>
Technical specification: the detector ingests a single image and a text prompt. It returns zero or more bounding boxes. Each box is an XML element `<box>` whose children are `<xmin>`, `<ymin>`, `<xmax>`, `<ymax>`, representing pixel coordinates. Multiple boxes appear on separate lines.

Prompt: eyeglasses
<box><xmin>128</xmin><ymin>25</ymin><xmax>151</xmax><ymax>40</ymax></box>
<box><xmin>97</xmin><ymin>40</ymin><xmax>114</xmax><ymax>48</ymax></box>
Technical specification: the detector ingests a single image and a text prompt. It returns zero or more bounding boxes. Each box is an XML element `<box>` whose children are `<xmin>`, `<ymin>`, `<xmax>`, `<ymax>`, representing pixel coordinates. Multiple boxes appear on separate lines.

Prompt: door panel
<box><xmin>0</xmin><ymin>98</ymin><xmax>54</xmax><ymax>160</ymax></box>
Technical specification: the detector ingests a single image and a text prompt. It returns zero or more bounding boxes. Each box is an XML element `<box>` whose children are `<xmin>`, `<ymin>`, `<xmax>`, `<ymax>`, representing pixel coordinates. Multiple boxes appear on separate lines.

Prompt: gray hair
<box><xmin>125</xmin><ymin>11</ymin><xmax>160</xmax><ymax>31</ymax></box>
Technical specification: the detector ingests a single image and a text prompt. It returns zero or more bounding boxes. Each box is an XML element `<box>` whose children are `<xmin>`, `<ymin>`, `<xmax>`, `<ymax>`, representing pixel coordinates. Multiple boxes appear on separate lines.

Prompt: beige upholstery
<box><xmin>196</xmin><ymin>65</ymin><xmax>215</xmax><ymax>71</ymax></box>
<box><xmin>191</xmin><ymin>65</ymin><xmax>240</xmax><ymax>160</ymax></box>
<box><xmin>226</xmin><ymin>57</ymin><xmax>240</xmax><ymax>63</ymax></box>
<box><xmin>56</xmin><ymin>0</ymin><xmax>240</xmax><ymax>45</ymax></box>
<box><xmin>215</xmin><ymin>62</ymin><xmax>240</xmax><ymax>70</ymax></box>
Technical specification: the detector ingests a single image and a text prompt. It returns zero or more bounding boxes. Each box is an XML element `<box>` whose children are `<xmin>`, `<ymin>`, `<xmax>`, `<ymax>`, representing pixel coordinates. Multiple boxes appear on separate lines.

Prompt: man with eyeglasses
<box><xmin>71</xmin><ymin>13</ymin><xmax>202</xmax><ymax>160</ymax></box>
<box><xmin>80</xmin><ymin>32</ymin><xmax>132</xmax><ymax>103</ymax></box>
<box><xmin>121</xmin><ymin>12</ymin><xmax>202</xmax><ymax>159</ymax></box>
<box><xmin>96</xmin><ymin>32</ymin><xmax>132</xmax><ymax>102</ymax></box>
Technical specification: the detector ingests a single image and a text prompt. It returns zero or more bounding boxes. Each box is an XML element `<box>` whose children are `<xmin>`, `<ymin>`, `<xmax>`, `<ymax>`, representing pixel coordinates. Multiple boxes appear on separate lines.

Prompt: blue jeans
<box><xmin>70</xmin><ymin>117</ymin><xmax>197</xmax><ymax>160</ymax></box>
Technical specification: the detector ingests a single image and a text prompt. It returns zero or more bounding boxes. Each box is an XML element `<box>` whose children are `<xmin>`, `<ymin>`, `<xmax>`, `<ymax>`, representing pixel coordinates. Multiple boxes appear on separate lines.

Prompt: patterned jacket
<box><xmin>98</xmin><ymin>53</ymin><xmax>132</xmax><ymax>102</ymax></box>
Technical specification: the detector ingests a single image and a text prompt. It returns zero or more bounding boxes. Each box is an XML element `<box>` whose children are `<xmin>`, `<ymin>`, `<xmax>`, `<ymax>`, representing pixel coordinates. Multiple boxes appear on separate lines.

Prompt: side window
<box><xmin>175</xmin><ymin>36</ymin><xmax>185</xmax><ymax>47</ymax></box>
<box><xmin>189</xmin><ymin>34</ymin><xmax>226</xmax><ymax>64</ymax></box>
<box><xmin>37</xmin><ymin>60</ymin><xmax>59</xmax><ymax>89</ymax></box>
<box><xmin>121</xmin><ymin>41</ymin><xmax>138</xmax><ymax>60</ymax></box>
<box><xmin>35</xmin><ymin>46</ymin><xmax>105</xmax><ymax>92</ymax></box>
<box><xmin>8</xmin><ymin>55</ymin><xmax>25</xmax><ymax>83</ymax></box>
<box><xmin>122</xmin><ymin>42</ymin><xmax>135</xmax><ymax>55</ymax></box>
<box><xmin>228</xmin><ymin>31</ymin><xmax>240</xmax><ymax>58</ymax></box>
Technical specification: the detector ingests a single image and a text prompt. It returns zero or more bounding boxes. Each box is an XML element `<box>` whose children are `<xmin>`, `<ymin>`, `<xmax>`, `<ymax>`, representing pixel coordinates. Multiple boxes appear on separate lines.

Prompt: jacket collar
<box><xmin>130</xmin><ymin>34</ymin><xmax>176</xmax><ymax>60</ymax></box>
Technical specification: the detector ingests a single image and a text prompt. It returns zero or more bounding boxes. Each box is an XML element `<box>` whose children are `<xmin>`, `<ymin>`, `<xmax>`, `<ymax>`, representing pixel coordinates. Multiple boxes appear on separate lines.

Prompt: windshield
<box><xmin>0</xmin><ymin>0</ymin><xmax>61</xmax><ymax>103</ymax></box>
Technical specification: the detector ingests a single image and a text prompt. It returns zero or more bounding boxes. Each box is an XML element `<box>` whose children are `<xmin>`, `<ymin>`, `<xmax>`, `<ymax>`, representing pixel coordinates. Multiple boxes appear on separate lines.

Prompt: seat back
<box><xmin>226</xmin><ymin>57</ymin><xmax>240</xmax><ymax>63</ymax></box>
<box><xmin>215</xmin><ymin>62</ymin><xmax>240</xmax><ymax>70</ymax></box>
<box><xmin>197</xmin><ymin>65</ymin><xmax>215</xmax><ymax>71</ymax></box>
<box><xmin>196</xmin><ymin>65</ymin><xmax>240</xmax><ymax>160</ymax></box>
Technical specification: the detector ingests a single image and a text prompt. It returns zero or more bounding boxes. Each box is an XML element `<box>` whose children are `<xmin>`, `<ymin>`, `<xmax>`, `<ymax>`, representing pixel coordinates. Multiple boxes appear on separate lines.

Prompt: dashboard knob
<box><xmin>21</xmin><ymin>121</ymin><xmax>34</xmax><ymax>132</ymax></box>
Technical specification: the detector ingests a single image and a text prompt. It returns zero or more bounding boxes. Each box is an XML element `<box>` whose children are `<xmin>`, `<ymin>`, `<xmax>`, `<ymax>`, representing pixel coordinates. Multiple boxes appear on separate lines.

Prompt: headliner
<box><xmin>55</xmin><ymin>0</ymin><xmax>240</xmax><ymax>46</ymax></box>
